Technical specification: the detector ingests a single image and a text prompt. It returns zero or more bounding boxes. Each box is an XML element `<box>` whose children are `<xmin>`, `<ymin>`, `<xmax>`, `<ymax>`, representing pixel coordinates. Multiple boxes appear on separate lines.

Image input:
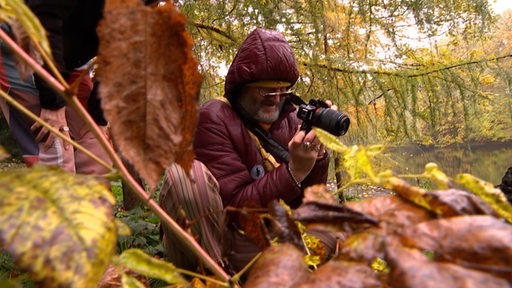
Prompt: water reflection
<box><xmin>386</xmin><ymin>142</ymin><xmax>512</xmax><ymax>185</ymax></box>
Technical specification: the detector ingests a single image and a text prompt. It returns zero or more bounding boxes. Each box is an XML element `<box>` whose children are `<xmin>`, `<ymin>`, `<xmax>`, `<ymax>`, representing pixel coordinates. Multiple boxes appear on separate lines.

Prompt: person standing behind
<box><xmin>0</xmin><ymin>20</ymin><xmax>56</xmax><ymax>168</ymax></box>
<box><xmin>0</xmin><ymin>0</ymin><xmax>111</xmax><ymax>183</ymax></box>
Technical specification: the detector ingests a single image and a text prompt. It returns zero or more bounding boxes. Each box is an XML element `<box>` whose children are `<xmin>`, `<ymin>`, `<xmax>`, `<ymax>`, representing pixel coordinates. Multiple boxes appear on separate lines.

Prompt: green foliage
<box><xmin>116</xmin><ymin>207</ymin><xmax>164</xmax><ymax>257</ymax></box>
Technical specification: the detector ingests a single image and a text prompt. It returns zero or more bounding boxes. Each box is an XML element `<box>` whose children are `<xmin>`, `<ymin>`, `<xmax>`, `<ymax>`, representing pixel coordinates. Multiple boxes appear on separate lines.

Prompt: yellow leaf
<box><xmin>0</xmin><ymin>166</ymin><xmax>116</xmax><ymax>287</ymax></box>
<box><xmin>117</xmin><ymin>249</ymin><xmax>187</xmax><ymax>285</ymax></box>
<box><xmin>424</xmin><ymin>162</ymin><xmax>452</xmax><ymax>189</ymax></box>
<box><xmin>0</xmin><ymin>0</ymin><xmax>51</xmax><ymax>55</ymax></box>
<box><xmin>456</xmin><ymin>173</ymin><xmax>512</xmax><ymax>223</ymax></box>
<box><xmin>121</xmin><ymin>273</ymin><xmax>147</xmax><ymax>288</ymax></box>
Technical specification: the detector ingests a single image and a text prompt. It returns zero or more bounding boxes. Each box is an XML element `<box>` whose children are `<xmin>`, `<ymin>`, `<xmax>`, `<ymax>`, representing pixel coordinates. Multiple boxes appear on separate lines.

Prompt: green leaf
<box><xmin>455</xmin><ymin>173</ymin><xmax>512</xmax><ymax>223</ymax></box>
<box><xmin>117</xmin><ymin>249</ymin><xmax>187</xmax><ymax>285</ymax></box>
<box><xmin>0</xmin><ymin>166</ymin><xmax>117</xmax><ymax>287</ymax></box>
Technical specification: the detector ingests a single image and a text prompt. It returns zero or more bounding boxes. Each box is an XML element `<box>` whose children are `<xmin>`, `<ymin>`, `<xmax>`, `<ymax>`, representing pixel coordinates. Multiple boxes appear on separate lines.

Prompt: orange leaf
<box><xmin>96</xmin><ymin>0</ymin><xmax>201</xmax><ymax>189</ymax></box>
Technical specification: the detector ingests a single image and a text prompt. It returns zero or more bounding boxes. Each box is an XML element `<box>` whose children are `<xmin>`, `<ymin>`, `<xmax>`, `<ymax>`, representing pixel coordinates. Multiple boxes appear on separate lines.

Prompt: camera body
<box><xmin>296</xmin><ymin>99</ymin><xmax>350</xmax><ymax>136</ymax></box>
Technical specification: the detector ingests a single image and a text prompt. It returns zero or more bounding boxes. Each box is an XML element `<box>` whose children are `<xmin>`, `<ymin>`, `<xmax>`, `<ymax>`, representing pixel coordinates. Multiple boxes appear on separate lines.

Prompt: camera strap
<box><xmin>247</xmin><ymin>122</ymin><xmax>290</xmax><ymax>163</ymax></box>
<box><xmin>288</xmin><ymin>93</ymin><xmax>307</xmax><ymax>106</ymax></box>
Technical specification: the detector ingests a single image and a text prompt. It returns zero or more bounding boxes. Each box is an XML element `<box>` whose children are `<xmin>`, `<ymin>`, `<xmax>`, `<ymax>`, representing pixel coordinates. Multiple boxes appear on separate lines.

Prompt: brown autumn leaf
<box><xmin>345</xmin><ymin>195</ymin><xmax>435</xmax><ymax>230</ymax></box>
<box><xmin>292</xmin><ymin>201</ymin><xmax>379</xmax><ymax>227</ymax></box>
<box><xmin>237</xmin><ymin>202</ymin><xmax>271</xmax><ymax>251</ymax></box>
<box><xmin>302</xmin><ymin>184</ymin><xmax>338</xmax><ymax>204</ymax></box>
<box><xmin>385</xmin><ymin>238</ymin><xmax>510</xmax><ymax>288</ymax></box>
<box><xmin>424</xmin><ymin>189</ymin><xmax>501</xmax><ymax>218</ymax></box>
<box><xmin>337</xmin><ymin>195</ymin><xmax>434</xmax><ymax>263</ymax></box>
<box><xmin>245</xmin><ymin>243</ymin><xmax>308</xmax><ymax>288</ymax></box>
<box><xmin>96</xmin><ymin>0</ymin><xmax>201</xmax><ymax>189</ymax></box>
<box><xmin>268</xmin><ymin>200</ymin><xmax>306</xmax><ymax>252</ymax></box>
<box><xmin>294</xmin><ymin>260</ymin><xmax>382</xmax><ymax>288</ymax></box>
<box><xmin>337</xmin><ymin>226</ymin><xmax>390</xmax><ymax>264</ymax></box>
<box><xmin>399</xmin><ymin>215</ymin><xmax>512</xmax><ymax>280</ymax></box>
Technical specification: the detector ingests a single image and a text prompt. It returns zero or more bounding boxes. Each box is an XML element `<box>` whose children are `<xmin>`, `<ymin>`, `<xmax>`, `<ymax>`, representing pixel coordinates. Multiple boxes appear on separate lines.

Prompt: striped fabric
<box><xmin>158</xmin><ymin>161</ymin><xmax>224</xmax><ymax>271</ymax></box>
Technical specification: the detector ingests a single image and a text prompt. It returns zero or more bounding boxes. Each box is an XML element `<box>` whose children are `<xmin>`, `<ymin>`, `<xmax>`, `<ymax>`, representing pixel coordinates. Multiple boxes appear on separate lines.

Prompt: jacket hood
<box><xmin>224</xmin><ymin>28</ymin><xmax>299</xmax><ymax>100</ymax></box>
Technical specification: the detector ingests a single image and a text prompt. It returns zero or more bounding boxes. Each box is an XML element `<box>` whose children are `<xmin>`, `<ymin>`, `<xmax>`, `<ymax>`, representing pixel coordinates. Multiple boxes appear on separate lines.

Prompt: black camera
<box><xmin>296</xmin><ymin>99</ymin><xmax>350</xmax><ymax>136</ymax></box>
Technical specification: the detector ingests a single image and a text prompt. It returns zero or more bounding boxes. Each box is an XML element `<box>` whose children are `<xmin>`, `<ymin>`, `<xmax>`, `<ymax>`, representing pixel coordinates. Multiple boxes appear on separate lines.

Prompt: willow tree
<box><xmin>175</xmin><ymin>0</ymin><xmax>510</xmax><ymax>146</ymax></box>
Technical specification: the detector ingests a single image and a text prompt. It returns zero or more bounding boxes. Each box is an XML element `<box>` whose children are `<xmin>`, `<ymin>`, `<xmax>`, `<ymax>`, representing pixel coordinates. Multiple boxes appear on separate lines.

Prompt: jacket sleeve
<box><xmin>194</xmin><ymin>101</ymin><xmax>303</xmax><ymax>209</ymax></box>
<box><xmin>27</xmin><ymin>0</ymin><xmax>77</xmax><ymax>109</ymax></box>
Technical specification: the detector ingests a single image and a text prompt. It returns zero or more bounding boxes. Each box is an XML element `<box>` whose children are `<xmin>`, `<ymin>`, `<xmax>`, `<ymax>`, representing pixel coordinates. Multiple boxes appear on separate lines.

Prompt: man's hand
<box><xmin>324</xmin><ymin>99</ymin><xmax>338</xmax><ymax>111</ymax></box>
<box><xmin>288</xmin><ymin>127</ymin><xmax>324</xmax><ymax>183</ymax></box>
<box><xmin>31</xmin><ymin>107</ymin><xmax>70</xmax><ymax>150</ymax></box>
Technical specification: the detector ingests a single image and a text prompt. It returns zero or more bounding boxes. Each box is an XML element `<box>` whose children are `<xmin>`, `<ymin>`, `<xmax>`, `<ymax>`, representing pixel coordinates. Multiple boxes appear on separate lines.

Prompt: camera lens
<box><xmin>313</xmin><ymin>108</ymin><xmax>350</xmax><ymax>136</ymax></box>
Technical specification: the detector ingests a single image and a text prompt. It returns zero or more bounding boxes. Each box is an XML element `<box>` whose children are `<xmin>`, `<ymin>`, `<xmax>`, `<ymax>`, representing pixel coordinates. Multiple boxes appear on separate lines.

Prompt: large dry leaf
<box><xmin>337</xmin><ymin>226</ymin><xmax>390</xmax><ymax>263</ymax></box>
<box><xmin>386</xmin><ymin>239</ymin><xmax>510</xmax><ymax>288</ymax></box>
<box><xmin>0</xmin><ymin>166</ymin><xmax>116</xmax><ymax>287</ymax></box>
<box><xmin>345</xmin><ymin>195</ymin><xmax>435</xmax><ymax>229</ymax></box>
<box><xmin>424</xmin><ymin>189</ymin><xmax>501</xmax><ymax>218</ymax></box>
<box><xmin>96</xmin><ymin>0</ymin><xmax>201</xmax><ymax>189</ymax></box>
<box><xmin>302</xmin><ymin>184</ymin><xmax>338</xmax><ymax>204</ymax></box>
<box><xmin>237</xmin><ymin>202</ymin><xmax>272</xmax><ymax>250</ymax></box>
<box><xmin>245</xmin><ymin>243</ymin><xmax>308</xmax><ymax>288</ymax></box>
<box><xmin>399</xmin><ymin>215</ymin><xmax>512</xmax><ymax>280</ymax></box>
<box><xmin>337</xmin><ymin>196</ymin><xmax>434</xmax><ymax>263</ymax></box>
<box><xmin>268</xmin><ymin>200</ymin><xmax>306</xmax><ymax>252</ymax></box>
<box><xmin>292</xmin><ymin>201</ymin><xmax>379</xmax><ymax>227</ymax></box>
<box><xmin>295</xmin><ymin>260</ymin><xmax>382</xmax><ymax>288</ymax></box>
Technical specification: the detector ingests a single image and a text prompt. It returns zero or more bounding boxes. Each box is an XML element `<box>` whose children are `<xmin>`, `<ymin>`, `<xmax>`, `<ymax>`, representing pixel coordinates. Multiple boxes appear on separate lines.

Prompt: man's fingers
<box><xmin>42</xmin><ymin>133</ymin><xmax>55</xmax><ymax>149</ymax></box>
<box><xmin>33</xmin><ymin>127</ymin><xmax>49</xmax><ymax>143</ymax></box>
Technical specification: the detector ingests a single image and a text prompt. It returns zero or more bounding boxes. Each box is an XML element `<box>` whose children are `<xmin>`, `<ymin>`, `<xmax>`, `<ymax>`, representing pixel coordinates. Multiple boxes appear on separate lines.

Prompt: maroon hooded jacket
<box><xmin>194</xmin><ymin>28</ymin><xmax>329</xmax><ymax>211</ymax></box>
<box><xmin>193</xmin><ymin>28</ymin><xmax>330</xmax><ymax>270</ymax></box>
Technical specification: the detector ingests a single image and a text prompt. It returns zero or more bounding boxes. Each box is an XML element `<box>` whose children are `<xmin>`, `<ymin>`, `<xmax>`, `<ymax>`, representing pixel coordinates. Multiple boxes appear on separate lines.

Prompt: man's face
<box><xmin>238</xmin><ymin>86</ymin><xmax>293</xmax><ymax>124</ymax></box>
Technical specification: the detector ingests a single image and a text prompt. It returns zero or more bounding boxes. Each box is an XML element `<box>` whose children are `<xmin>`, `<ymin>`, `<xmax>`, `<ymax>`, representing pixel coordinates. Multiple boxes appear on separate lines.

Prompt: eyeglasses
<box><xmin>257</xmin><ymin>88</ymin><xmax>294</xmax><ymax>98</ymax></box>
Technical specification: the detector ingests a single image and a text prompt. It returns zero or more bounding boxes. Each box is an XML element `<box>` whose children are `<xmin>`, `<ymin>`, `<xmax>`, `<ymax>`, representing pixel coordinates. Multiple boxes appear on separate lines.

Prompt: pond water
<box><xmin>385</xmin><ymin>142</ymin><xmax>512</xmax><ymax>186</ymax></box>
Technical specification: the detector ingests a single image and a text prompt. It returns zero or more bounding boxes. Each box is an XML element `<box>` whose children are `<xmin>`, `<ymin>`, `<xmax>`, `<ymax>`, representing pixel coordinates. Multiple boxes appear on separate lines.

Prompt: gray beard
<box><xmin>238</xmin><ymin>94</ymin><xmax>284</xmax><ymax>124</ymax></box>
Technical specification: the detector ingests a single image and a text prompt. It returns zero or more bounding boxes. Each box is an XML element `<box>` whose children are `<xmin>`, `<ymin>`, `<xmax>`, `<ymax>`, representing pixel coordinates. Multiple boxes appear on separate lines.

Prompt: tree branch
<box><xmin>192</xmin><ymin>23</ymin><xmax>236</xmax><ymax>42</ymax></box>
<box><xmin>303</xmin><ymin>54</ymin><xmax>512</xmax><ymax>78</ymax></box>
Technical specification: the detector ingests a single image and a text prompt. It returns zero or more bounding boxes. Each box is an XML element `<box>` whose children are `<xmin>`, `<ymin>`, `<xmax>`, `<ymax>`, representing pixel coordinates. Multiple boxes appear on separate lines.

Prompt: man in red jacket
<box><xmin>159</xmin><ymin>28</ymin><xmax>333</xmax><ymax>273</ymax></box>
